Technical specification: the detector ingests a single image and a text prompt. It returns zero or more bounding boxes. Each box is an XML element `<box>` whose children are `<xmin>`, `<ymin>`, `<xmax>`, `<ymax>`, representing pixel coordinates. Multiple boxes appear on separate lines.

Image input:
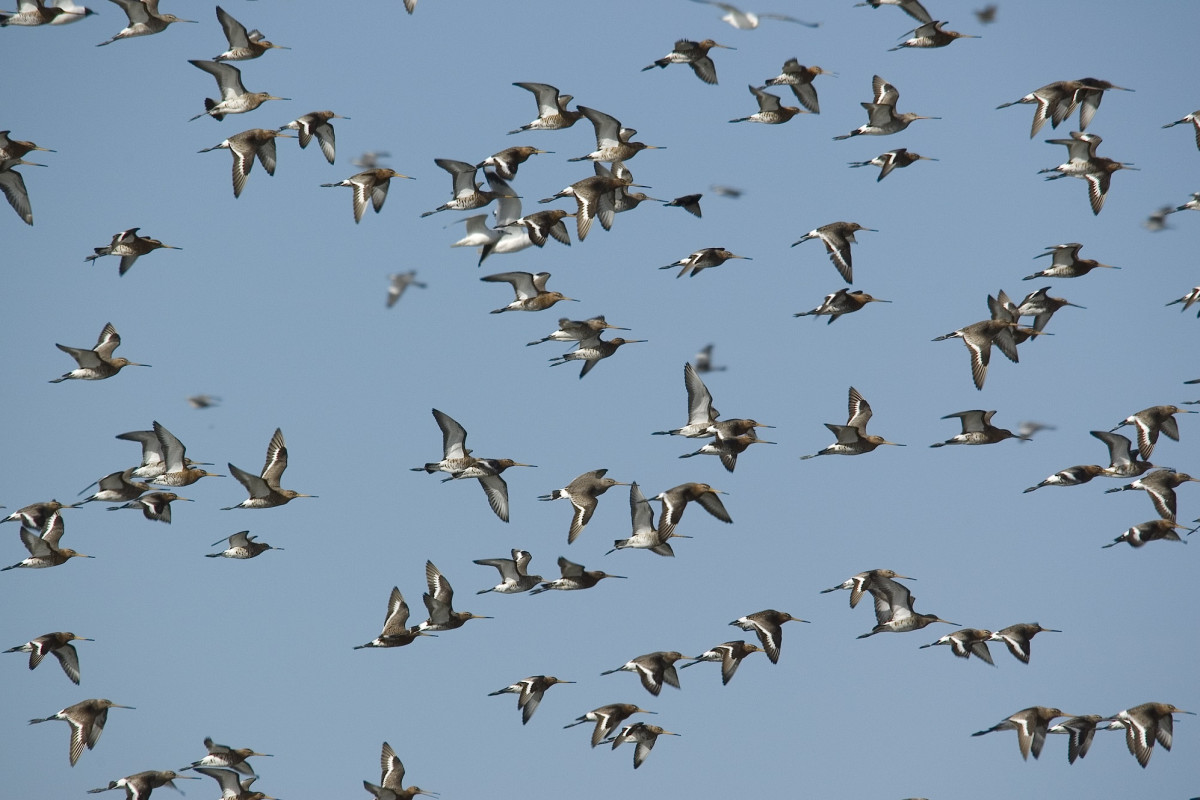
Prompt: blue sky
<box><xmin>3</xmin><ymin>1</ymin><xmax>1198</xmax><ymax>797</ymax></box>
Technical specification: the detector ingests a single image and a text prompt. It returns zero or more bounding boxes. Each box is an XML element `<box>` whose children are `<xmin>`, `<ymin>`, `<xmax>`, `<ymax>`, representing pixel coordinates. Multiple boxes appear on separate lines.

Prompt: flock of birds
<box><xmin>4</xmin><ymin>0</ymin><xmax>1198</xmax><ymax>797</ymax></box>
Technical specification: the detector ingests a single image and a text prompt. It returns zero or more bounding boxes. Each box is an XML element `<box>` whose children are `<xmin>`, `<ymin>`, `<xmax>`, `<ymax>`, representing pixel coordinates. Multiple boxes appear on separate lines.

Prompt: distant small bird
<box><xmin>642</xmin><ymin>38</ymin><xmax>735</xmax><ymax>85</ymax></box>
<box><xmin>213</xmin><ymin>5</ymin><xmax>286</xmax><ymax>61</ymax></box>
<box><xmin>0</xmin><ymin>0</ymin><xmax>89</xmax><ymax>25</ymax></box>
<box><xmin>279</xmin><ymin>111</ymin><xmax>346</xmax><ymax>164</ymax></box>
<box><xmin>50</xmin><ymin>322</ymin><xmax>149</xmax><ymax>382</ymax></box>
<box><xmin>198</xmin><ymin>129</ymin><xmax>294</xmax><ymax>198</ymax></box>
<box><xmin>488</xmin><ymin>675</ymin><xmax>574</xmax><ymax>724</ymax></box>
<box><xmin>729</xmin><ymin>85</ymin><xmax>807</xmax><ymax>125</ymax></box>
<box><xmin>386</xmin><ymin>271</ymin><xmax>426</xmax><ymax>308</ymax></box>
<box><xmin>693</xmin><ymin>343</ymin><xmax>724</xmax><ymax>373</ymax></box>
<box><xmin>4</xmin><ymin>631</ymin><xmax>92</xmax><ymax>684</ymax></box>
<box><xmin>974</xmin><ymin>4</ymin><xmax>997</xmax><ymax>24</ymax></box>
<box><xmin>1017</xmin><ymin>421</ymin><xmax>1054</xmax><ymax>441</ymax></box>
<box><xmin>353</xmin><ymin>587</ymin><xmax>429</xmax><ymax>649</ymax></box>
<box><xmin>29</xmin><ymin>698</ymin><xmax>134</xmax><ymax>766</ymax></box>
<box><xmin>96</xmin><ymin>0</ymin><xmax>195</xmax><ymax>47</ymax></box>
<box><xmin>848</xmin><ymin>148</ymin><xmax>936</xmax><ymax>181</ymax></box>
<box><xmin>187</xmin><ymin>59</ymin><xmax>288</xmax><ymax>122</ymax></box>
<box><xmin>206</xmin><ymin>530</ymin><xmax>282</xmax><ymax>559</ymax></box>
<box><xmin>689</xmin><ymin>0</ymin><xmax>817</xmax><ymax>28</ymax></box>
<box><xmin>791</xmin><ymin>221</ymin><xmax>876</xmax><ymax>283</ymax></box>
<box><xmin>187</xmin><ymin>394</ymin><xmax>221</xmax><ymax>409</ymax></box>
<box><xmin>482</xmin><ymin>271</ymin><xmax>577</xmax><ymax>313</ymax></box>
<box><xmin>1144</xmin><ymin>206</ymin><xmax>1172</xmax><ymax>231</ymax></box>
<box><xmin>972</xmin><ymin>706</ymin><xmax>1068</xmax><ymax>760</ymax></box>
<box><xmin>320</xmin><ymin>169</ymin><xmax>414</xmax><ymax>224</ymax></box>
<box><xmin>605</xmin><ymin>722</ymin><xmax>680</xmax><ymax>769</ymax></box>
<box><xmin>85</xmin><ymin>227</ymin><xmax>181</xmax><ymax>276</ymax></box>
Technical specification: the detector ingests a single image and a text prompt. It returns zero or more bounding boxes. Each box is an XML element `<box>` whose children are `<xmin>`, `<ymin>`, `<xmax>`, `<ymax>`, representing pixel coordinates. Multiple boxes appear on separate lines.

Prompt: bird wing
<box><xmin>259</xmin><ymin>428</ymin><xmax>289</xmax><ymax>486</ymax></box>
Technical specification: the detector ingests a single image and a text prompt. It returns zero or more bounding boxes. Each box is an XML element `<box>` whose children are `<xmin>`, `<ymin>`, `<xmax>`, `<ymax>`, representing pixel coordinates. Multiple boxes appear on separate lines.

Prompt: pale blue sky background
<box><xmin>3</xmin><ymin>1</ymin><xmax>1198</xmax><ymax>798</ymax></box>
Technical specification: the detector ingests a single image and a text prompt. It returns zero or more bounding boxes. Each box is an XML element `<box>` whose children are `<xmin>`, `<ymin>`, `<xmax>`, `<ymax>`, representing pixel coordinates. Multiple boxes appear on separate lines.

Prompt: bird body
<box><xmin>213</xmin><ymin>6</ymin><xmax>286</xmax><ymax>61</ymax></box>
<box><xmin>729</xmin><ymin>85</ymin><xmax>806</xmax><ymax>124</ymax></box>
<box><xmin>729</xmin><ymin>609</ymin><xmax>807</xmax><ymax>663</ymax></box>
<box><xmin>791</xmin><ymin>221</ymin><xmax>875</xmax><ymax>283</ymax></box>
<box><xmin>206</xmin><ymin>531</ymin><xmax>281</xmax><ymax>559</ymax></box>
<box><xmin>794</xmin><ymin>288</ymin><xmax>889</xmax><ymax>322</ymax></box>
<box><xmin>530</xmin><ymin>556</ymin><xmax>625</xmax><ymax>593</ymax></box>
<box><xmin>187</xmin><ymin>60</ymin><xmax>287</xmax><ymax>121</ymax></box>
<box><xmin>321</xmin><ymin>169</ymin><xmax>414</xmax><ymax>223</ymax></box>
<box><xmin>972</xmin><ymin>706</ymin><xmax>1068</xmax><ymax>760</ymax></box>
<box><xmin>474</xmin><ymin>549</ymin><xmax>543</xmax><ymax>593</ymax></box>
<box><xmin>29</xmin><ymin>698</ymin><xmax>133</xmax><ymax>765</ymax></box>
<box><xmin>488</xmin><ymin>675</ymin><xmax>573</xmax><ymax>724</ymax></box>
<box><xmin>85</xmin><ymin>228</ymin><xmax>180</xmax><ymax>276</ymax></box>
<box><xmin>354</xmin><ymin>587</ymin><xmax>428</xmax><ymax>648</ymax></box>
<box><xmin>96</xmin><ymin>0</ymin><xmax>195</xmax><ymax>46</ymax></box>
<box><xmin>417</xmin><ymin>561</ymin><xmax>491</xmax><ymax>632</ymax></box>
<box><xmin>642</xmin><ymin>39</ymin><xmax>735</xmax><ymax>85</ymax></box>
<box><xmin>223</xmin><ymin>428</ymin><xmax>316</xmax><ymax>509</ymax></box>
<box><xmin>539</xmin><ymin>470</ymin><xmax>628</xmax><ymax>544</ymax></box>
<box><xmin>280</xmin><ymin>111</ymin><xmax>345</xmax><ymax>164</ymax></box>
<box><xmin>4</xmin><ymin>631</ymin><xmax>91</xmax><ymax>684</ymax></box>
<box><xmin>764</xmin><ymin>60</ymin><xmax>832</xmax><ymax>113</ymax></box>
